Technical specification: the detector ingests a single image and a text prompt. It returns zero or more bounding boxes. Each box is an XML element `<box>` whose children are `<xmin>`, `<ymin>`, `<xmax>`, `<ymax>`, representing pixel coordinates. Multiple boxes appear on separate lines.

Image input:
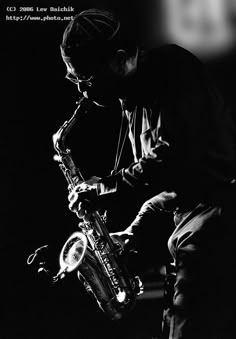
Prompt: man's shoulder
<box><xmin>138</xmin><ymin>44</ymin><xmax>209</xmax><ymax>103</ymax></box>
<box><xmin>143</xmin><ymin>44</ymin><xmax>205</xmax><ymax>91</ymax></box>
<box><xmin>148</xmin><ymin>44</ymin><xmax>202</xmax><ymax>68</ymax></box>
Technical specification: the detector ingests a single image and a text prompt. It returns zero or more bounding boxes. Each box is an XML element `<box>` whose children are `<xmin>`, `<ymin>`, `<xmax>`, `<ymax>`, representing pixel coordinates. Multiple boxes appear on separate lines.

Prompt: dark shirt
<box><xmin>97</xmin><ymin>45</ymin><xmax>236</xmax><ymax>205</ymax></box>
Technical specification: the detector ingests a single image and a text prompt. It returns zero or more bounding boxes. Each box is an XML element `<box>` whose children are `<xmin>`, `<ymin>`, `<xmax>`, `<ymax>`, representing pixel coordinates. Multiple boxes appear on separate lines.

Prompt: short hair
<box><xmin>61</xmin><ymin>8</ymin><xmax>137</xmax><ymax>70</ymax></box>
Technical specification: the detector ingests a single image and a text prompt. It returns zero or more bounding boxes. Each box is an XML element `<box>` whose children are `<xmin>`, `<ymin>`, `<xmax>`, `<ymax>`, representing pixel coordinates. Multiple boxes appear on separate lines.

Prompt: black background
<box><xmin>3</xmin><ymin>1</ymin><xmax>236</xmax><ymax>338</ymax></box>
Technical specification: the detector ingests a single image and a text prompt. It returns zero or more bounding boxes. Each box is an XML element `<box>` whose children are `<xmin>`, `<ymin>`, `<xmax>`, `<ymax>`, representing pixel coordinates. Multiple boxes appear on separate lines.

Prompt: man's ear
<box><xmin>110</xmin><ymin>49</ymin><xmax>128</xmax><ymax>75</ymax></box>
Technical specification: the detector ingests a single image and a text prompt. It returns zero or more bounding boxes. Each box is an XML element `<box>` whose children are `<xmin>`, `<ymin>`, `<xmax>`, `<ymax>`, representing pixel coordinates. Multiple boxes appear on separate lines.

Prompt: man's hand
<box><xmin>68</xmin><ymin>176</ymin><xmax>101</xmax><ymax>220</ymax></box>
<box><xmin>110</xmin><ymin>231</ymin><xmax>134</xmax><ymax>251</ymax></box>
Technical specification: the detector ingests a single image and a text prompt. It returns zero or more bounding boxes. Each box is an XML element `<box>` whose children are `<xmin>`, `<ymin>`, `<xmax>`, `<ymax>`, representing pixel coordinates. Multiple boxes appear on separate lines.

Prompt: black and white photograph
<box><xmin>3</xmin><ymin>1</ymin><xmax>236</xmax><ymax>338</ymax></box>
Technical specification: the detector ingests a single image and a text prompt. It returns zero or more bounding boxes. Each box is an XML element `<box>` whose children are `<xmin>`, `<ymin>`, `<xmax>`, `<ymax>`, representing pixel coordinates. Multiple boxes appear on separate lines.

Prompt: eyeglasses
<box><xmin>65</xmin><ymin>72</ymin><xmax>94</xmax><ymax>87</ymax></box>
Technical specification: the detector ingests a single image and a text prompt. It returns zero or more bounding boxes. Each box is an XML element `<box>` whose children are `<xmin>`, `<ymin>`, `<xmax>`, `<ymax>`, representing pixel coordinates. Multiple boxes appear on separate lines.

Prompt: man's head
<box><xmin>60</xmin><ymin>9</ymin><xmax>138</xmax><ymax>104</ymax></box>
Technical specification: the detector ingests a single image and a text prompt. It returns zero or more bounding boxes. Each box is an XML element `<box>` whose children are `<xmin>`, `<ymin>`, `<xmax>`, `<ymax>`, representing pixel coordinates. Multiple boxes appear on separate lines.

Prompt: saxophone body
<box><xmin>52</xmin><ymin>97</ymin><xmax>143</xmax><ymax>320</ymax></box>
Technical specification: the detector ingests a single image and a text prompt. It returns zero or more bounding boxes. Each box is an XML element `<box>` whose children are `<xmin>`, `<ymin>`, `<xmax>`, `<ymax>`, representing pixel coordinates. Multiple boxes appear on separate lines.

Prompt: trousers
<box><xmin>166</xmin><ymin>195</ymin><xmax>236</xmax><ymax>339</ymax></box>
<box><xmin>124</xmin><ymin>183</ymin><xmax>236</xmax><ymax>338</ymax></box>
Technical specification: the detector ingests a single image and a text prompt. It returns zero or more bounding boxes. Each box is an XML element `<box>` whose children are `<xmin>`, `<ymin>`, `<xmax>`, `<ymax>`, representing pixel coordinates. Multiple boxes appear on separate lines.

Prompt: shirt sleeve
<box><xmin>96</xmin><ymin>141</ymin><xmax>172</xmax><ymax>198</ymax></box>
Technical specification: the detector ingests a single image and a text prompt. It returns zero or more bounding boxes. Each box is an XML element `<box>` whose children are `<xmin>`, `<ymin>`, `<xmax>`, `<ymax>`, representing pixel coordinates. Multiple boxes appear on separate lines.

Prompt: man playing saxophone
<box><xmin>61</xmin><ymin>8</ymin><xmax>236</xmax><ymax>339</ymax></box>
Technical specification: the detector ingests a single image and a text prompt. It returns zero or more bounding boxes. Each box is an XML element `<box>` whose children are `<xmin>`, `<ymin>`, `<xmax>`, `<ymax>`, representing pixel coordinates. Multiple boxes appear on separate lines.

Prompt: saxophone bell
<box><xmin>59</xmin><ymin>232</ymin><xmax>88</xmax><ymax>273</ymax></box>
<box><xmin>51</xmin><ymin>232</ymin><xmax>87</xmax><ymax>283</ymax></box>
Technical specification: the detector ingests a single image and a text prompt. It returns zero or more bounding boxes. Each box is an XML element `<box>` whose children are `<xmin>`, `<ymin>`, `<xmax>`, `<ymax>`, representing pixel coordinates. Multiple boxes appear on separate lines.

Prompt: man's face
<box><xmin>63</xmin><ymin>56</ymin><xmax>121</xmax><ymax>106</ymax></box>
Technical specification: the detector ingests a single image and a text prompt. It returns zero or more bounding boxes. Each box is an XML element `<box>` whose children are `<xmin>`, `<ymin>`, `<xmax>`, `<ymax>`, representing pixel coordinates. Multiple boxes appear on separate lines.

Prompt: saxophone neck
<box><xmin>52</xmin><ymin>96</ymin><xmax>93</xmax><ymax>155</ymax></box>
<box><xmin>52</xmin><ymin>110</ymin><xmax>77</xmax><ymax>155</ymax></box>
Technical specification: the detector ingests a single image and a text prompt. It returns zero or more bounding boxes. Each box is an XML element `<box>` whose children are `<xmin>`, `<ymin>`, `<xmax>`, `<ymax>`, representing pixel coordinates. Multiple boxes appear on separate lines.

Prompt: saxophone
<box><xmin>52</xmin><ymin>97</ymin><xmax>143</xmax><ymax>320</ymax></box>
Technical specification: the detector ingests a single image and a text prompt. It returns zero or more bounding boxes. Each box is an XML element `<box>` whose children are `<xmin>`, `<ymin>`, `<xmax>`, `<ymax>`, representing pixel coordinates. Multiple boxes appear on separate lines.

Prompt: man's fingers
<box><xmin>85</xmin><ymin>176</ymin><xmax>101</xmax><ymax>185</ymax></box>
<box><xmin>68</xmin><ymin>192</ymin><xmax>78</xmax><ymax>210</ymax></box>
<box><xmin>110</xmin><ymin>232</ymin><xmax>134</xmax><ymax>249</ymax></box>
<box><xmin>69</xmin><ymin>199</ymin><xmax>93</xmax><ymax>221</ymax></box>
<box><xmin>68</xmin><ymin>183</ymin><xmax>98</xmax><ymax>219</ymax></box>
